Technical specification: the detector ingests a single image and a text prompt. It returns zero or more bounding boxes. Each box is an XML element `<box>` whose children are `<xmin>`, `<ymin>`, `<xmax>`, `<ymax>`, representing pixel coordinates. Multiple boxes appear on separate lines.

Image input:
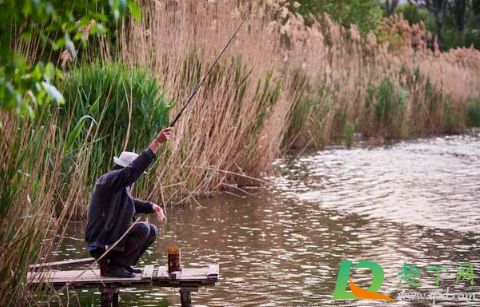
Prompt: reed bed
<box><xmin>2</xmin><ymin>0</ymin><xmax>480</xmax><ymax>306</ymax></box>
<box><xmin>121</xmin><ymin>0</ymin><xmax>480</xmax><ymax>193</ymax></box>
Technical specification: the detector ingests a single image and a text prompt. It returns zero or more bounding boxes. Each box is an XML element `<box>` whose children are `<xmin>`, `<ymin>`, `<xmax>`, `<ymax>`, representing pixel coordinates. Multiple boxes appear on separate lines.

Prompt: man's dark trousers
<box><xmin>91</xmin><ymin>222</ymin><xmax>158</xmax><ymax>266</ymax></box>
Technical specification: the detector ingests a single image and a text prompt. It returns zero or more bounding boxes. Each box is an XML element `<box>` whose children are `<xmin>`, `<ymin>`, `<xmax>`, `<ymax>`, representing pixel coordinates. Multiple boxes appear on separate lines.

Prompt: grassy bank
<box><xmin>2</xmin><ymin>1</ymin><xmax>480</xmax><ymax>306</ymax></box>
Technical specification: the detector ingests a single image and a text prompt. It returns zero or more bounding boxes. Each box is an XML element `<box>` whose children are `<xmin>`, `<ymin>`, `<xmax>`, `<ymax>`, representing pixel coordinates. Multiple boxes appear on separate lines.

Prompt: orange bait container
<box><xmin>167</xmin><ymin>246</ymin><xmax>181</xmax><ymax>273</ymax></box>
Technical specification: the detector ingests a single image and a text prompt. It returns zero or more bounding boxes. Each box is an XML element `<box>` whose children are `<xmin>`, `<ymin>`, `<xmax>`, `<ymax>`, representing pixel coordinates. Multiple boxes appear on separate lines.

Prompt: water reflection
<box><xmin>54</xmin><ymin>133</ymin><xmax>479</xmax><ymax>306</ymax></box>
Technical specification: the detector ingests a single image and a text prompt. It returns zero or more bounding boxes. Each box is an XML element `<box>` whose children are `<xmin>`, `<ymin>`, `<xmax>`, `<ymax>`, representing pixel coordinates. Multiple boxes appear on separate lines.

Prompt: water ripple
<box><xmin>52</xmin><ymin>133</ymin><xmax>480</xmax><ymax>306</ymax></box>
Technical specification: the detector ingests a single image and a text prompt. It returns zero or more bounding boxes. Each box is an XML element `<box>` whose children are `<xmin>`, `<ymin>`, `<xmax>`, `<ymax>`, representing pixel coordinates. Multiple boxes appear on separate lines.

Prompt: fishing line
<box><xmin>169</xmin><ymin>9</ymin><xmax>252</xmax><ymax>127</ymax></box>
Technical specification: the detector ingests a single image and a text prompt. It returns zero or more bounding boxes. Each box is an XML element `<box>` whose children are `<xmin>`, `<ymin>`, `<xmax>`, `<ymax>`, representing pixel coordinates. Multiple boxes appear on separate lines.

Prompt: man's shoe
<box><xmin>103</xmin><ymin>263</ymin><xmax>135</xmax><ymax>278</ymax></box>
<box><xmin>123</xmin><ymin>265</ymin><xmax>142</xmax><ymax>274</ymax></box>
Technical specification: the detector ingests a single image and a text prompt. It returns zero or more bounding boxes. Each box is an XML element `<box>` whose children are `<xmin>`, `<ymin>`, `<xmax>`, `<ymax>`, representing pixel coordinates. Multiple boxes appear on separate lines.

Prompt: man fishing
<box><xmin>85</xmin><ymin>127</ymin><xmax>171</xmax><ymax>278</ymax></box>
<box><xmin>84</xmin><ymin>8</ymin><xmax>250</xmax><ymax>279</ymax></box>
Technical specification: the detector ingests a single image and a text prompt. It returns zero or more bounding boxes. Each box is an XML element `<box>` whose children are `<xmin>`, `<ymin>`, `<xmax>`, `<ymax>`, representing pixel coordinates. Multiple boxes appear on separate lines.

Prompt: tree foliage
<box><xmin>288</xmin><ymin>0</ymin><xmax>480</xmax><ymax>49</ymax></box>
<box><xmin>288</xmin><ymin>0</ymin><xmax>384</xmax><ymax>34</ymax></box>
<box><xmin>0</xmin><ymin>0</ymin><xmax>140</xmax><ymax>126</ymax></box>
<box><xmin>401</xmin><ymin>0</ymin><xmax>480</xmax><ymax>48</ymax></box>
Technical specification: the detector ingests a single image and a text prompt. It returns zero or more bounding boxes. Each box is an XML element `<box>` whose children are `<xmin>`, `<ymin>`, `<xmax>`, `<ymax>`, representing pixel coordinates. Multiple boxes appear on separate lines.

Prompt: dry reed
<box><xmin>121</xmin><ymin>0</ymin><xmax>480</xmax><ymax>199</ymax></box>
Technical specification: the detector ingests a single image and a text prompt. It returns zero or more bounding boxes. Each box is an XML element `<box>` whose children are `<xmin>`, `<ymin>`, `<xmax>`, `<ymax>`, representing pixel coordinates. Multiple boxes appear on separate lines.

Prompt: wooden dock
<box><xmin>27</xmin><ymin>258</ymin><xmax>219</xmax><ymax>307</ymax></box>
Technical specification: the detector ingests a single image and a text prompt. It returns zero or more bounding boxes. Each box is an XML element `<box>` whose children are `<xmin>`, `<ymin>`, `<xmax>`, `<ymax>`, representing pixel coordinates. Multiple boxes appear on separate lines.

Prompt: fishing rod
<box><xmin>169</xmin><ymin>10</ymin><xmax>252</xmax><ymax>127</ymax></box>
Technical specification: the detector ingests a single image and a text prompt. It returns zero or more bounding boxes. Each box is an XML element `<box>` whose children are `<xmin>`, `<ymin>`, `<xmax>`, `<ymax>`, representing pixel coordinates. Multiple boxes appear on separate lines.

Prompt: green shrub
<box><xmin>467</xmin><ymin>98</ymin><xmax>480</xmax><ymax>127</ymax></box>
<box><xmin>397</xmin><ymin>4</ymin><xmax>437</xmax><ymax>33</ymax></box>
<box><xmin>57</xmin><ymin>62</ymin><xmax>171</xmax><ymax>186</ymax></box>
<box><xmin>284</xmin><ymin>69</ymin><xmax>312</xmax><ymax>142</ymax></box>
<box><xmin>373</xmin><ymin>77</ymin><xmax>406</xmax><ymax>136</ymax></box>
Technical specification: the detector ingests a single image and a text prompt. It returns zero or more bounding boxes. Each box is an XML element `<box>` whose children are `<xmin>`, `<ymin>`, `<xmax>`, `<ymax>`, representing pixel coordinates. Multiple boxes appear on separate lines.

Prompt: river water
<box><xmin>54</xmin><ymin>133</ymin><xmax>480</xmax><ymax>306</ymax></box>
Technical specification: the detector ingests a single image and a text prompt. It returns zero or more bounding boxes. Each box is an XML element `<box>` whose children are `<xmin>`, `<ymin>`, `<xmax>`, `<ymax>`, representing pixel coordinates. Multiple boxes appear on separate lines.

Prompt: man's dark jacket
<box><xmin>85</xmin><ymin>148</ymin><xmax>155</xmax><ymax>252</ymax></box>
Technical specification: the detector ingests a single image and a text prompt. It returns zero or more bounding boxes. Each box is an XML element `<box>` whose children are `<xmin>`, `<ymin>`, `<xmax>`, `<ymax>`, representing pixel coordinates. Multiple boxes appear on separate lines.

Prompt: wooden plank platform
<box><xmin>27</xmin><ymin>262</ymin><xmax>220</xmax><ymax>306</ymax></box>
<box><xmin>29</xmin><ymin>257</ymin><xmax>95</xmax><ymax>271</ymax></box>
<box><xmin>28</xmin><ymin>265</ymin><xmax>219</xmax><ymax>288</ymax></box>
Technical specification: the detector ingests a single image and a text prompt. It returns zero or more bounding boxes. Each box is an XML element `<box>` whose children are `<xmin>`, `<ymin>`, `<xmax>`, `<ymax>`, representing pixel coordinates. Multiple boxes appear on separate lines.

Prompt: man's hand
<box><xmin>149</xmin><ymin>128</ymin><xmax>172</xmax><ymax>154</ymax></box>
<box><xmin>152</xmin><ymin>204</ymin><xmax>167</xmax><ymax>221</ymax></box>
<box><xmin>156</xmin><ymin>128</ymin><xmax>172</xmax><ymax>144</ymax></box>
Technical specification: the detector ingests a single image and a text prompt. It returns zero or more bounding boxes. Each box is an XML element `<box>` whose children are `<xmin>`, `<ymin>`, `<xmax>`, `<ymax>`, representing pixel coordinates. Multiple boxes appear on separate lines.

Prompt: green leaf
<box><xmin>119</xmin><ymin>0</ymin><xmax>128</xmax><ymax>11</ymax></box>
<box><xmin>73</xmin><ymin>32</ymin><xmax>83</xmax><ymax>41</ymax></box>
<box><xmin>41</xmin><ymin>82</ymin><xmax>65</xmax><ymax>105</ymax></box>
<box><xmin>91</xmin><ymin>23</ymin><xmax>106</xmax><ymax>34</ymax></box>
<box><xmin>31</xmin><ymin>64</ymin><xmax>43</xmax><ymax>80</ymax></box>
<box><xmin>89</xmin><ymin>94</ymin><xmax>104</xmax><ymax>114</ymax></box>
<box><xmin>91</xmin><ymin>12</ymin><xmax>109</xmax><ymax>23</ymax></box>
<box><xmin>22</xmin><ymin>31</ymin><xmax>32</xmax><ymax>42</ymax></box>
<box><xmin>55</xmin><ymin>68</ymin><xmax>65</xmax><ymax>80</ymax></box>
<box><xmin>45</xmin><ymin>24</ymin><xmax>57</xmax><ymax>32</ymax></box>
<box><xmin>44</xmin><ymin>63</ymin><xmax>55</xmax><ymax>82</ymax></box>
<box><xmin>54</xmin><ymin>38</ymin><xmax>66</xmax><ymax>50</ymax></box>
<box><xmin>128</xmin><ymin>1</ymin><xmax>142</xmax><ymax>21</ymax></box>
<box><xmin>21</xmin><ymin>0</ymin><xmax>32</xmax><ymax>16</ymax></box>
<box><xmin>64</xmin><ymin>32</ymin><xmax>77</xmax><ymax>60</ymax></box>
<box><xmin>110</xmin><ymin>0</ymin><xmax>121</xmax><ymax>20</ymax></box>
<box><xmin>66</xmin><ymin>115</ymin><xmax>97</xmax><ymax>152</ymax></box>
<box><xmin>79</xmin><ymin>16</ymin><xmax>91</xmax><ymax>27</ymax></box>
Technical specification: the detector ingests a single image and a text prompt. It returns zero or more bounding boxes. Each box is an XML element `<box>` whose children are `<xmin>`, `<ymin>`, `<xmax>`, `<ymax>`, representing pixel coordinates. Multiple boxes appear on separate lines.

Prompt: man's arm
<box><xmin>134</xmin><ymin>198</ymin><xmax>167</xmax><ymax>221</ymax></box>
<box><xmin>102</xmin><ymin>128</ymin><xmax>172</xmax><ymax>193</ymax></box>
<box><xmin>133</xmin><ymin>198</ymin><xmax>155</xmax><ymax>214</ymax></box>
<box><xmin>102</xmin><ymin>149</ymin><xmax>154</xmax><ymax>194</ymax></box>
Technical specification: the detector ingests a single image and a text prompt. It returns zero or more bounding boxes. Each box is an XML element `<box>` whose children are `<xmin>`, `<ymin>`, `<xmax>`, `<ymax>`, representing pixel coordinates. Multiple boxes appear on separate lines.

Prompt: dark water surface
<box><xmin>54</xmin><ymin>133</ymin><xmax>480</xmax><ymax>306</ymax></box>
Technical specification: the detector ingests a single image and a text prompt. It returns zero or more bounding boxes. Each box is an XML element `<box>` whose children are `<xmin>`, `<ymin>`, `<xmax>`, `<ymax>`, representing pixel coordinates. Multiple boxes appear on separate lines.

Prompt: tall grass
<box><xmin>121</xmin><ymin>0</ymin><xmax>480</xmax><ymax>165</ymax></box>
<box><xmin>3</xmin><ymin>1</ymin><xmax>480</xmax><ymax>305</ymax></box>
<box><xmin>467</xmin><ymin>98</ymin><xmax>480</xmax><ymax>127</ymax></box>
<box><xmin>0</xmin><ymin>63</ymin><xmax>168</xmax><ymax>305</ymax></box>
<box><xmin>58</xmin><ymin>62</ymin><xmax>170</xmax><ymax>191</ymax></box>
